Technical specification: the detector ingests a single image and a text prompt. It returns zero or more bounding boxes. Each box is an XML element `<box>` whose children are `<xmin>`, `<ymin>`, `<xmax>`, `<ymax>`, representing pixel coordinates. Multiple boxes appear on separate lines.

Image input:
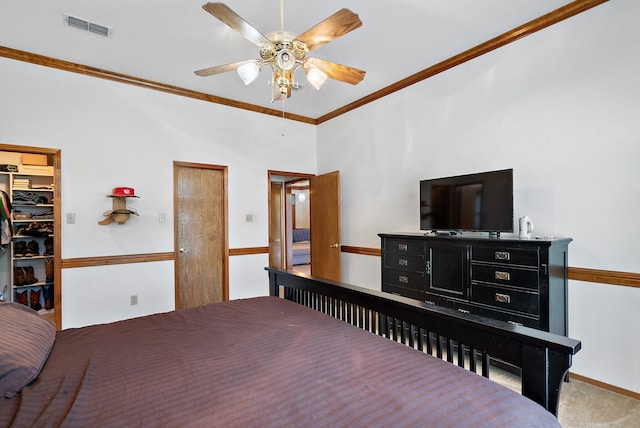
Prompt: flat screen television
<box><xmin>420</xmin><ymin>168</ymin><xmax>513</xmax><ymax>234</ymax></box>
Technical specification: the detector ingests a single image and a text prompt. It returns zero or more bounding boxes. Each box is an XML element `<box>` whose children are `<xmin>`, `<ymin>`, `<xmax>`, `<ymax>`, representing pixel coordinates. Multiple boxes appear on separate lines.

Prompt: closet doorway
<box><xmin>0</xmin><ymin>143</ymin><xmax>61</xmax><ymax>329</ymax></box>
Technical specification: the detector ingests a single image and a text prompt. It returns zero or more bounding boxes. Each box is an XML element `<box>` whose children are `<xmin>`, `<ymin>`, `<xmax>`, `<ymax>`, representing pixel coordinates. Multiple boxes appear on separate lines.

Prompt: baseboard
<box><xmin>569</xmin><ymin>372</ymin><xmax>640</xmax><ymax>401</ymax></box>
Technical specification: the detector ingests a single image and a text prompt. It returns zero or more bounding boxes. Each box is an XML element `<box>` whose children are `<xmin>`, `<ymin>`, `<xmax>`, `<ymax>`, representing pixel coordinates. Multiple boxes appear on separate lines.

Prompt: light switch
<box><xmin>66</xmin><ymin>213</ymin><xmax>75</xmax><ymax>224</ymax></box>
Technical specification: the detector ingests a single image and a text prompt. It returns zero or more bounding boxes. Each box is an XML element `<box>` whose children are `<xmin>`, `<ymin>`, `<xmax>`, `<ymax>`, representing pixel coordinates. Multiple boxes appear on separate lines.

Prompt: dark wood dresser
<box><xmin>379</xmin><ymin>233</ymin><xmax>572</xmax><ymax>335</ymax></box>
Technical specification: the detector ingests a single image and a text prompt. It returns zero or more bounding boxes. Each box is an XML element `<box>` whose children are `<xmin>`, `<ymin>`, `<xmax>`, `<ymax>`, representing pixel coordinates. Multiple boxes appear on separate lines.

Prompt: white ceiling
<box><xmin>0</xmin><ymin>0</ymin><xmax>573</xmax><ymax>119</ymax></box>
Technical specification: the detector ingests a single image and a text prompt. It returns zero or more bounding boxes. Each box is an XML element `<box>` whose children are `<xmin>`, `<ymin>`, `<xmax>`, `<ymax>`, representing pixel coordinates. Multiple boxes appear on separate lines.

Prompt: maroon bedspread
<box><xmin>1</xmin><ymin>297</ymin><xmax>560</xmax><ymax>427</ymax></box>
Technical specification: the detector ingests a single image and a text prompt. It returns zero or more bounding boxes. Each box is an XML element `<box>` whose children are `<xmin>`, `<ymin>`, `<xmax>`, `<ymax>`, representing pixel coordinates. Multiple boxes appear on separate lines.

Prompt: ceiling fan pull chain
<box><xmin>281</xmin><ymin>98</ymin><xmax>286</xmax><ymax>136</ymax></box>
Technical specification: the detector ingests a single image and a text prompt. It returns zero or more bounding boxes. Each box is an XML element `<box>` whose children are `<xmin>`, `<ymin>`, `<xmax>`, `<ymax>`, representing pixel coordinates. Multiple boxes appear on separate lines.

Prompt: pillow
<box><xmin>0</xmin><ymin>301</ymin><xmax>56</xmax><ymax>398</ymax></box>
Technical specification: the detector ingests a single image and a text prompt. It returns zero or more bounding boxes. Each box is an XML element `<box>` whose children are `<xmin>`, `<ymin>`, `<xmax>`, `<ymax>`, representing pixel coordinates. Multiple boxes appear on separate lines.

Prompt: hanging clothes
<box><xmin>0</xmin><ymin>190</ymin><xmax>13</xmax><ymax>247</ymax></box>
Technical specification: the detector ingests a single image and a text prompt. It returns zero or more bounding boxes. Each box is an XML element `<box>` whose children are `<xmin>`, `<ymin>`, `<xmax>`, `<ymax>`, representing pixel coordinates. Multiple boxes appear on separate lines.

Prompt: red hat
<box><xmin>109</xmin><ymin>187</ymin><xmax>139</xmax><ymax>198</ymax></box>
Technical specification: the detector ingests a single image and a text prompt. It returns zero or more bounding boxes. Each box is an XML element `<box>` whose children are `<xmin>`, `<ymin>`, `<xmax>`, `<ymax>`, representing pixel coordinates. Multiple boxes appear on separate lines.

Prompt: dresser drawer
<box><xmin>384</xmin><ymin>239</ymin><xmax>426</xmax><ymax>255</ymax></box>
<box><xmin>471</xmin><ymin>264</ymin><xmax>539</xmax><ymax>291</ymax></box>
<box><xmin>383</xmin><ymin>268</ymin><xmax>425</xmax><ymax>292</ymax></box>
<box><xmin>471</xmin><ymin>246</ymin><xmax>539</xmax><ymax>267</ymax></box>
<box><xmin>471</xmin><ymin>283</ymin><xmax>539</xmax><ymax>315</ymax></box>
<box><xmin>383</xmin><ymin>252</ymin><xmax>425</xmax><ymax>272</ymax></box>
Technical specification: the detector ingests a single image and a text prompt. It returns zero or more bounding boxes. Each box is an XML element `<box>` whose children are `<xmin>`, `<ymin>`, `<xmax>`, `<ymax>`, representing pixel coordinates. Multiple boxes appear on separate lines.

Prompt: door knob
<box><xmin>274</xmin><ymin>239</ymin><xmax>280</xmax><ymax>243</ymax></box>
<box><xmin>179</xmin><ymin>247</ymin><xmax>190</xmax><ymax>253</ymax></box>
<box><xmin>329</xmin><ymin>243</ymin><xmax>339</xmax><ymax>248</ymax></box>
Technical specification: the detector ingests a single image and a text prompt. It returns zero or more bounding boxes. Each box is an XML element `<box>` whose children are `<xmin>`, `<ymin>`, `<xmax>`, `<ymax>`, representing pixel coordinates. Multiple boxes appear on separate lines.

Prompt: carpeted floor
<box><xmin>490</xmin><ymin>368</ymin><xmax>640</xmax><ymax>427</ymax></box>
<box><xmin>557</xmin><ymin>379</ymin><xmax>640</xmax><ymax>427</ymax></box>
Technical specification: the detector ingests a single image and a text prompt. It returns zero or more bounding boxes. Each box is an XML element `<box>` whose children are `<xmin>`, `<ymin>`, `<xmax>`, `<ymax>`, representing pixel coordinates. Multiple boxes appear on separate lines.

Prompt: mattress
<box><xmin>0</xmin><ymin>297</ymin><xmax>560</xmax><ymax>427</ymax></box>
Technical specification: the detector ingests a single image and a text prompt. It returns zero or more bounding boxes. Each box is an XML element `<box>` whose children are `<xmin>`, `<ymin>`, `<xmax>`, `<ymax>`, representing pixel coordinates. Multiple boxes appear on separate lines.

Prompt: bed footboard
<box><xmin>266</xmin><ymin>268</ymin><xmax>581</xmax><ymax>417</ymax></box>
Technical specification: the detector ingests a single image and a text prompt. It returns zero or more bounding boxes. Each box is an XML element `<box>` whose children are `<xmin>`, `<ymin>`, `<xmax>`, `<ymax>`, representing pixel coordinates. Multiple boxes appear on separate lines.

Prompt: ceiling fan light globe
<box><xmin>237</xmin><ymin>62</ymin><xmax>260</xmax><ymax>85</ymax></box>
<box><xmin>306</xmin><ymin>67</ymin><xmax>328</xmax><ymax>90</ymax></box>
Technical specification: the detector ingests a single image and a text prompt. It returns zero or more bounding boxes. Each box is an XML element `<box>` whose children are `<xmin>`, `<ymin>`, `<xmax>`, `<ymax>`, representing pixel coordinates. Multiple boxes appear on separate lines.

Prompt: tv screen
<box><xmin>420</xmin><ymin>169</ymin><xmax>513</xmax><ymax>233</ymax></box>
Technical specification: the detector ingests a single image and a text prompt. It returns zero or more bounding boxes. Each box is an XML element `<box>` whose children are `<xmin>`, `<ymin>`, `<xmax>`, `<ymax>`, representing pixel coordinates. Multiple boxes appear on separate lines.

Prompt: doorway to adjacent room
<box><xmin>268</xmin><ymin>170</ymin><xmax>341</xmax><ymax>282</ymax></box>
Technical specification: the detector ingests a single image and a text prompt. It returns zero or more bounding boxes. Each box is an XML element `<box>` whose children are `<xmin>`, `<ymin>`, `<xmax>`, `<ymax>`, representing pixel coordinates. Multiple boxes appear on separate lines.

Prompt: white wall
<box><xmin>317</xmin><ymin>1</ymin><xmax>639</xmax><ymax>393</ymax></box>
<box><xmin>0</xmin><ymin>56</ymin><xmax>317</xmax><ymax>328</ymax></box>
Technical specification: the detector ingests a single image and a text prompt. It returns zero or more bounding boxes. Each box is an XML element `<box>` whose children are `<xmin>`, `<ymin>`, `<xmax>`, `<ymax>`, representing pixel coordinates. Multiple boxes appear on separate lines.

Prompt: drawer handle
<box><xmin>508</xmin><ymin>320</ymin><xmax>523</xmax><ymax>327</ymax></box>
<box><xmin>398</xmin><ymin>259</ymin><xmax>408</xmax><ymax>266</ymax></box>
<box><xmin>457</xmin><ymin>309</ymin><xmax>470</xmax><ymax>314</ymax></box>
<box><xmin>495</xmin><ymin>251</ymin><xmax>510</xmax><ymax>261</ymax></box>
<box><xmin>398</xmin><ymin>243</ymin><xmax>408</xmax><ymax>251</ymax></box>
<box><xmin>495</xmin><ymin>293</ymin><xmax>511</xmax><ymax>304</ymax></box>
<box><xmin>495</xmin><ymin>271</ymin><xmax>510</xmax><ymax>281</ymax></box>
<box><xmin>398</xmin><ymin>275</ymin><xmax>409</xmax><ymax>284</ymax></box>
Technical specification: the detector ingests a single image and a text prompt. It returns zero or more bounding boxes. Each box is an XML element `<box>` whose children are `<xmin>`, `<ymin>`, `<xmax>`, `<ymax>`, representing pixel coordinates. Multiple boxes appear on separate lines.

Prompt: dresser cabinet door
<box><xmin>427</xmin><ymin>243</ymin><xmax>469</xmax><ymax>300</ymax></box>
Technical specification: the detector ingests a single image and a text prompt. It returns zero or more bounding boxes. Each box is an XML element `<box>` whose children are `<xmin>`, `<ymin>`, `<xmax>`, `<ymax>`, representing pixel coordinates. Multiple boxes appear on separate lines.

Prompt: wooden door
<box><xmin>310</xmin><ymin>171</ymin><xmax>341</xmax><ymax>281</ymax></box>
<box><xmin>268</xmin><ymin>181</ymin><xmax>285</xmax><ymax>268</ymax></box>
<box><xmin>174</xmin><ymin>162</ymin><xmax>228</xmax><ymax>309</ymax></box>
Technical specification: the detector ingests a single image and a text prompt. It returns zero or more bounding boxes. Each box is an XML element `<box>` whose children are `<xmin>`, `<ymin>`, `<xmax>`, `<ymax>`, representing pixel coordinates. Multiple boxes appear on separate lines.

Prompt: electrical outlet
<box><xmin>159</xmin><ymin>213</ymin><xmax>166</xmax><ymax>223</ymax></box>
<box><xmin>130</xmin><ymin>295</ymin><xmax>138</xmax><ymax>305</ymax></box>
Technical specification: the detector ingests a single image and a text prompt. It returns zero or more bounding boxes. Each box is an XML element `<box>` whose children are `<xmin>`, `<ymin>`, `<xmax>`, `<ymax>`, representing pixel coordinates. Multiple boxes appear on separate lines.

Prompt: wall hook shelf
<box><xmin>99</xmin><ymin>187</ymin><xmax>139</xmax><ymax>225</ymax></box>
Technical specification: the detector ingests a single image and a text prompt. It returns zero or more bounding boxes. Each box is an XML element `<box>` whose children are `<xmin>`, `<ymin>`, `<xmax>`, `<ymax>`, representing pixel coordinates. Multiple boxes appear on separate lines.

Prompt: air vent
<box><xmin>64</xmin><ymin>14</ymin><xmax>112</xmax><ymax>37</ymax></box>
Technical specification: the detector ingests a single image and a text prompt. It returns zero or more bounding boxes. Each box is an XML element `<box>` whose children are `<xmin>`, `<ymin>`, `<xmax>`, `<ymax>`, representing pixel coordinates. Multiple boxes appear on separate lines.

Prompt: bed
<box><xmin>1</xmin><ymin>268</ymin><xmax>580</xmax><ymax>427</ymax></box>
<box><xmin>292</xmin><ymin>228</ymin><xmax>310</xmax><ymax>265</ymax></box>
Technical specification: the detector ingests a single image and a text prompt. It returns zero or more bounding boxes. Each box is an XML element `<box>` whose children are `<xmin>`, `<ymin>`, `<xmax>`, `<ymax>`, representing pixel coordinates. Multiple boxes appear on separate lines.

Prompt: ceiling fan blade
<box><xmin>202</xmin><ymin>2</ymin><xmax>270</xmax><ymax>46</ymax></box>
<box><xmin>194</xmin><ymin>60</ymin><xmax>256</xmax><ymax>77</ymax></box>
<box><xmin>296</xmin><ymin>8</ymin><xmax>362</xmax><ymax>52</ymax></box>
<box><xmin>305</xmin><ymin>58</ymin><xmax>365</xmax><ymax>85</ymax></box>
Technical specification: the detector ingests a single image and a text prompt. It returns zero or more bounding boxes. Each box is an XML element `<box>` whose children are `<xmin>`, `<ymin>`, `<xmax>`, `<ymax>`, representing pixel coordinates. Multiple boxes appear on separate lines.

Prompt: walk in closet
<box><xmin>1</xmin><ymin>147</ymin><xmax>60</xmax><ymax>328</ymax></box>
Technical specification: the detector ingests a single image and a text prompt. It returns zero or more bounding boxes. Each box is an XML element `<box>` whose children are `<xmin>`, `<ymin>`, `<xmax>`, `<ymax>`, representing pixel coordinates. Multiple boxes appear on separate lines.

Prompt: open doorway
<box><xmin>290</xmin><ymin>180</ymin><xmax>310</xmax><ymax>274</ymax></box>
<box><xmin>268</xmin><ymin>170</ymin><xmax>342</xmax><ymax>281</ymax></box>
<box><xmin>268</xmin><ymin>171</ymin><xmax>312</xmax><ymax>274</ymax></box>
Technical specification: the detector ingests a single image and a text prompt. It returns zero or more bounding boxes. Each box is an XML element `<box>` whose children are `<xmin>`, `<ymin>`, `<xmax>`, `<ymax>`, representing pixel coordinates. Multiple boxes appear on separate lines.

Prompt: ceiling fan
<box><xmin>194</xmin><ymin>1</ymin><xmax>366</xmax><ymax>101</ymax></box>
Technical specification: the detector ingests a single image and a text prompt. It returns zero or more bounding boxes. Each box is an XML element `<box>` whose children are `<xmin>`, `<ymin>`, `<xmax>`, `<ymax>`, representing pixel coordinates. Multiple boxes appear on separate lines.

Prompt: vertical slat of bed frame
<box><xmin>418</xmin><ymin>328</ymin><xmax>425</xmax><ymax>351</ymax></box>
<box><xmin>392</xmin><ymin>319</ymin><xmax>399</xmax><ymax>342</ymax></box>
<box><xmin>457</xmin><ymin>343</ymin><xmax>465</xmax><ymax>368</ymax></box>
<box><xmin>436</xmin><ymin>335</ymin><xmax>443</xmax><ymax>359</ymax></box>
<box><xmin>469</xmin><ymin>349</ymin><xmax>478</xmax><ymax>373</ymax></box>
<box><xmin>364</xmin><ymin>308</ymin><xmax>370</xmax><ymax>332</ymax></box>
<box><xmin>408</xmin><ymin>325</ymin><xmax>416</xmax><ymax>348</ymax></box>
<box><xmin>446</xmin><ymin>338</ymin><xmax>454</xmax><ymax>364</ymax></box>
<box><xmin>482</xmin><ymin>352</ymin><xmax>490</xmax><ymax>378</ymax></box>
